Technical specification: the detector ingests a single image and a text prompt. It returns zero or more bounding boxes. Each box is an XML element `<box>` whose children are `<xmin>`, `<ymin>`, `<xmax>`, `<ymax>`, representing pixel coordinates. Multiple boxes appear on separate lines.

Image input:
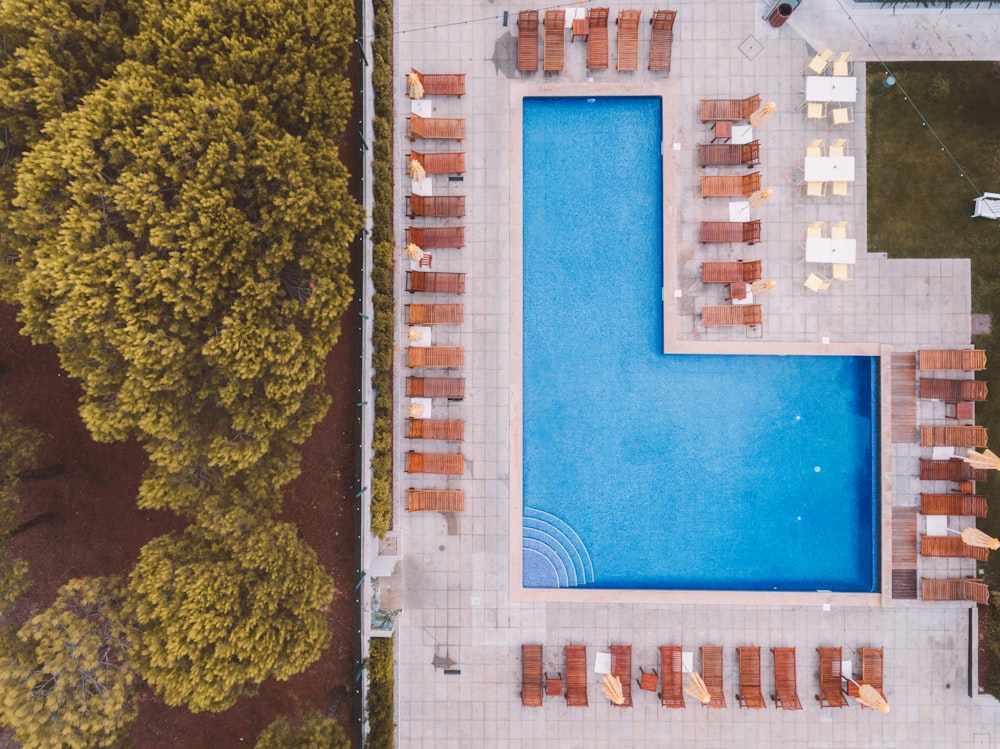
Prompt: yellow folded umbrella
<box><xmin>749</xmin><ymin>101</ymin><xmax>776</xmax><ymax>127</ymax></box>
<box><xmin>748</xmin><ymin>187</ymin><xmax>774</xmax><ymax>208</ymax></box>
<box><xmin>750</xmin><ymin>278</ymin><xmax>776</xmax><ymax>296</ymax></box>
<box><xmin>684</xmin><ymin>671</ymin><xmax>711</xmax><ymax>705</ymax></box>
<box><xmin>404</xmin><ymin>243</ymin><xmax>424</xmax><ymax>262</ymax></box>
<box><xmin>407</xmin><ymin>71</ymin><xmax>424</xmax><ymax>99</ymax></box>
<box><xmin>961</xmin><ymin>526</ymin><xmax>1000</xmax><ymax>550</ymax></box>
<box><xmin>963</xmin><ymin>448</ymin><xmax>1000</xmax><ymax>470</ymax></box>
<box><xmin>407</xmin><ymin>327</ymin><xmax>424</xmax><ymax>342</ymax></box>
<box><xmin>601</xmin><ymin>673</ymin><xmax>625</xmax><ymax>705</ymax></box>
<box><xmin>408</xmin><ymin>402</ymin><xmax>424</xmax><ymax>418</ymax></box>
<box><xmin>409</xmin><ymin>157</ymin><xmax>426</xmax><ymax>182</ymax></box>
<box><xmin>855</xmin><ymin>683</ymin><xmax>891</xmax><ymax>713</ymax></box>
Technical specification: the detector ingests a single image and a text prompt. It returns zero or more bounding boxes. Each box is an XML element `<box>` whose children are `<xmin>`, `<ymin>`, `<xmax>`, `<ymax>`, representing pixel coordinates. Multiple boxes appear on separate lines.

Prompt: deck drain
<box><xmin>739</xmin><ymin>35</ymin><xmax>763</xmax><ymax>61</ymax></box>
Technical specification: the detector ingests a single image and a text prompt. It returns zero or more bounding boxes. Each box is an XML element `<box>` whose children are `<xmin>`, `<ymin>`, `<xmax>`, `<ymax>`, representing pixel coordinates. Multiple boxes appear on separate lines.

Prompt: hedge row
<box><xmin>366</xmin><ymin>636</ymin><xmax>395</xmax><ymax>748</ymax></box>
<box><xmin>369</xmin><ymin>0</ymin><xmax>394</xmax><ymax>538</ymax></box>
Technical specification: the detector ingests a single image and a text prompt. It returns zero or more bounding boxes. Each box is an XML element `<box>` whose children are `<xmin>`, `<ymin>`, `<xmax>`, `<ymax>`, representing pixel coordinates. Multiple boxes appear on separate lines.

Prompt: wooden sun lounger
<box><xmin>406</xmin><ymin>304</ymin><xmax>464</xmax><ymax>325</ymax></box>
<box><xmin>408</xmin><ymin>226</ymin><xmax>465</xmax><ymax>249</ymax></box>
<box><xmin>699</xmin><ymin>95</ymin><xmax>761</xmax><ymax>122</ymax></box>
<box><xmin>918</xmin><ymin>349</ymin><xmax>987</xmax><ymax>371</ymax></box>
<box><xmin>406</xmin><ymin>114</ymin><xmax>466</xmax><ymax>141</ymax></box>
<box><xmin>616</xmin><ymin>10</ymin><xmax>640</xmax><ymax>71</ymax></box>
<box><xmin>701</xmin><ymin>260</ymin><xmax>762</xmax><ymax>284</ymax></box>
<box><xmin>406</xmin><ymin>418</ymin><xmax>465</xmax><ymax>441</ymax></box>
<box><xmin>406</xmin><ymin>376</ymin><xmax>465</xmax><ymax>400</ymax></box>
<box><xmin>701</xmin><ymin>646</ymin><xmax>726</xmax><ymax>709</ymax></box>
<box><xmin>408</xmin><ymin>150</ymin><xmax>466</xmax><ymax>176</ymax></box>
<box><xmin>543</xmin><ymin>10</ymin><xmax>565</xmax><ymax>71</ymax></box>
<box><xmin>920</xmin><ymin>458</ymin><xmax>989</xmax><ymax>482</ymax></box>
<box><xmin>816</xmin><ymin>647</ymin><xmax>848</xmax><ymax>708</ymax></box>
<box><xmin>409</xmin><ymin>69</ymin><xmax>465</xmax><ymax>97</ymax></box>
<box><xmin>701</xmin><ymin>172</ymin><xmax>761</xmax><ymax>198</ymax></box>
<box><xmin>522</xmin><ymin>644</ymin><xmax>544</xmax><ymax>707</ymax></box>
<box><xmin>920</xmin><ymin>493</ymin><xmax>988</xmax><ymax>517</ymax></box>
<box><xmin>919</xmin><ymin>378</ymin><xmax>989</xmax><ymax>401</ymax></box>
<box><xmin>517</xmin><ymin>10</ymin><xmax>539</xmax><ymax>72</ymax></box>
<box><xmin>659</xmin><ymin>646</ymin><xmax>685</xmax><ymax>708</ymax></box>
<box><xmin>700</xmin><ymin>220</ymin><xmax>761</xmax><ymax>244</ymax></box>
<box><xmin>587</xmin><ymin>7</ymin><xmax>609</xmax><ymax>69</ymax></box>
<box><xmin>736</xmin><ymin>647</ymin><xmax>766</xmax><ymax>709</ymax></box>
<box><xmin>565</xmin><ymin>645</ymin><xmax>588</xmax><ymax>707</ymax></box>
<box><xmin>921</xmin><ymin>535</ymin><xmax>990</xmax><ymax>560</ymax></box>
<box><xmin>406</xmin><ymin>271</ymin><xmax>466</xmax><ymax>294</ymax></box>
<box><xmin>648</xmin><ymin>9</ymin><xmax>676</xmax><ymax>72</ymax></box>
<box><xmin>921</xmin><ymin>577</ymin><xmax>990</xmax><ymax>604</ymax></box>
<box><xmin>920</xmin><ymin>426</ymin><xmax>988</xmax><ymax>447</ymax></box>
<box><xmin>405</xmin><ymin>451</ymin><xmax>464</xmax><ymax>476</ymax></box>
<box><xmin>701</xmin><ymin>305</ymin><xmax>762</xmax><ymax>328</ymax></box>
<box><xmin>698</xmin><ymin>142</ymin><xmax>761</xmax><ymax>168</ymax></box>
<box><xmin>408</xmin><ymin>194</ymin><xmax>465</xmax><ymax>218</ymax></box>
<box><xmin>845</xmin><ymin>648</ymin><xmax>886</xmax><ymax>703</ymax></box>
<box><xmin>407</xmin><ymin>346</ymin><xmax>464</xmax><ymax>368</ymax></box>
<box><xmin>609</xmin><ymin>645</ymin><xmax>633</xmax><ymax>707</ymax></box>
<box><xmin>407</xmin><ymin>489</ymin><xmax>465</xmax><ymax>512</ymax></box>
<box><xmin>770</xmin><ymin>648</ymin><xmax>802</xmax><ymax>711</ymax></box>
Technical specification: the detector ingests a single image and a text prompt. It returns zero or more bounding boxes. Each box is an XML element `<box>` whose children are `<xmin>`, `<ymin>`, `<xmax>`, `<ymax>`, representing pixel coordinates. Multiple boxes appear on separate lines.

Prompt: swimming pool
<box><xmin>520</xmin><ymin>96</ymin><xmax>880</xmax><ymax>592</ymax></box>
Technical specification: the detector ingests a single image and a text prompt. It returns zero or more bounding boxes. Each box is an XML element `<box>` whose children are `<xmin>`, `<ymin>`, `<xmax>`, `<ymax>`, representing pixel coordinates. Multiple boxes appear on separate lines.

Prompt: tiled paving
<box><xmin>387</xmin><ymin>1</ymin><xmax>1000</xmax><ymax>746</ymax></box>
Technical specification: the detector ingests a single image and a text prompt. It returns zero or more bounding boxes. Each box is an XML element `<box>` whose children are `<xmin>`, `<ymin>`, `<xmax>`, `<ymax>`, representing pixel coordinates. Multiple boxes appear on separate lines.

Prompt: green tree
<box><xmin>0</xmin><ymin>409</ymin><xmax>41</xmax><ymax>613</ymax></box>
<box><xmin>255</xmin><ymin>709</ymin><xmax>350</xmax><ymax>749</ymax></box>
<box><xmin>0</xmin><ymin>576</ymin><xmax>136</xmax><ymax>749</ymax></box>
<box><xmin>127</xmin><ymin>509</ymin><xmax>333</xmax><ymax>712</ymax></box>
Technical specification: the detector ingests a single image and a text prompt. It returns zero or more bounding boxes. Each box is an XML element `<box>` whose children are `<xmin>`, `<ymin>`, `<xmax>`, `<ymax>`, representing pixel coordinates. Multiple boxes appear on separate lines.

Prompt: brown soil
<box><xmin>0</xmin><ymin>48</ymin><xmax>365</xmax><ymax>749</ymax></box>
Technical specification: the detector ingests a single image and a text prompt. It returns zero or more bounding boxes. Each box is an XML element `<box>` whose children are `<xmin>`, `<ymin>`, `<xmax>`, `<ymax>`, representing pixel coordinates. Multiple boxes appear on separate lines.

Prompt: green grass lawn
<box><xmin>867</xmin><ymin>61</ymin><xmax>1000</xmax><ymax>693</ymax></box>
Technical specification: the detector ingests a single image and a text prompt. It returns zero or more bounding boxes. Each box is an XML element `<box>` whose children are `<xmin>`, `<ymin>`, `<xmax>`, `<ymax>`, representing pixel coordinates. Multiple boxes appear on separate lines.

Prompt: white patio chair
<box><xmin>804</xmin><ymin>273</ymin><xmax>831</xmax><ymax>293</ymax></box>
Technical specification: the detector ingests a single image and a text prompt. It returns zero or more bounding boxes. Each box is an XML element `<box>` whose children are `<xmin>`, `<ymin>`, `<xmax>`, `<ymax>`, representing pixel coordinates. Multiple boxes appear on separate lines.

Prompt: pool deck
<box><xmin>387</xmin><ymin>0</ymin><xmax>999</xmax><ymax>745</ymax></box>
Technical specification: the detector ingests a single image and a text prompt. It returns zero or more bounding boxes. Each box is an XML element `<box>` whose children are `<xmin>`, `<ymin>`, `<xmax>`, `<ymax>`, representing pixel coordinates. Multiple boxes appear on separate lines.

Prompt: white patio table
<box><xmin>806</xmin><ymin>76</ymin><xmax>858</xmax><ymax>103</ymax></box>
<box><xmin>804</xmin><ymin>156</ymin><xmax>855</xmax><ymax>182</ymax></box>
<box><xmin>805</xmin><ymin>237</ymin><xmax>857</xmax><ymax>264</ymax></box>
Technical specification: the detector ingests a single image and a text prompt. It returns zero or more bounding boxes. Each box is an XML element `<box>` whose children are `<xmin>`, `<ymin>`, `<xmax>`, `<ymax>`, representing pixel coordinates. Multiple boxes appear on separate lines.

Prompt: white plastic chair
<box><xmin>828</xmin><ymin>107</ymin><xmax>854</xmax><ymax>128</ymax></box>
<box><xmin>801</xmin><ymin>181</ymin><xmax>827</xmax><ymax>199</ymax></box>
<box><xmin>832</xmin><ymin>52</ymin><xmax>852</xmax><ymax>77</ymax></box>
<box><xmin>806</xmin><ymin>48</ymin><xmax>834</xmax><ymax>75</ymax></box>
<box><xmin>832</xmin><ymin>264</ymin><xmax>853</xmax><ymax>281</ymax></box>
<box><xmin>804</xmin><ymin>273</ymin><xmax>831</xmax><ymax>293</ymax></box>
<box><xmin>832</xmin><ymin>181</ymin><xmax>852</xmax><ymax>197</ymax></box>
<box><xmin>829</xmin><ymin>138</ymin><xmax>848</xmax><ymax>158</ymax></box>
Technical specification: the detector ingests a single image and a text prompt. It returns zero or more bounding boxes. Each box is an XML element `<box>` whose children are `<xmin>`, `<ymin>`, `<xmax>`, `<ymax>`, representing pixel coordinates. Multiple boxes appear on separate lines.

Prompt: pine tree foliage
<box><xmin>254</xmin><ymin>709</ymin><xmax>350</xmax><ymax>749</ymax></box>
<box><xmin>0</xmin><ymin>409</ymin><xmax>41</xmax><ymax>613</ymax></box>
<box><xmin>127</xmin><ymin>510</ymin><xmax>333</xmax><ymax>712</ymax></box>
<box><xmin>0</xmin><ymin>577</ymin><xmax>136</xmax><ymax>749</ymax></box>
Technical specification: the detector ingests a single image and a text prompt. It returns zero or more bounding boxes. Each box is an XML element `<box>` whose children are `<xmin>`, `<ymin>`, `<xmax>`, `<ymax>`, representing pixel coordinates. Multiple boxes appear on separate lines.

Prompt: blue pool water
<box><xmin>521</xmin><ymin>96</ymin><xmax>879</xmax><ymax>592</ymax></box>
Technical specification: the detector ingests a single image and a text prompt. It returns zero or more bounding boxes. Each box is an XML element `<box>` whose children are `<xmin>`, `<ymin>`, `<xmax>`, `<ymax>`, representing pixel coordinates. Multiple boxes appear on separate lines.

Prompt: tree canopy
<box><xmin>254</xmin><ymin>709</ymin><xmax>350</xmax><ymax>749</ymax></box>
<box><xmin>0</xmin><ymin>577</ymin><xmax>136</xmax><ymax>749</ymax></box>
<box><xmin>0</xmin><ymin>409</ymin><xmax>40</xmax><ymax>613</ymax></box>
<box><xmin>127</xmin><ymin>510</ymin><xmax>333</xmax><ymax>712</ymax></box>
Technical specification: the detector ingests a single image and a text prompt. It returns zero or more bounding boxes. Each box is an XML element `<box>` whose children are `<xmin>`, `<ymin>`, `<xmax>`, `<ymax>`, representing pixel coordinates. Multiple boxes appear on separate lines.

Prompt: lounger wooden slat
<box><xmin>816</xmin><ymin>647</ymin><xmax>848</xmax><ymax>708</ymax></box>
<box><xmin>701</xmin><ymin>305</ymin><xmax>762</xmax><ymax>328</ymax></box>
<box><xmin>407</xmin><ymin>226</ymin><xmax>465</xmax><ymax>249</ymax></box>
<box><xmin>648</xmin><ymin>9</ymin><xmax>676</xmax><ymax>72</ymax></box>
<box><xmin>543</xmin><ymin>10</ymin><xmax>565</xmax><ymax>71</ymax></box>
<box><xmin>770</xmin><ymin>648</ymin><xmax>802</xmax><ymax>711</ymax></box>
<box><xmin>700</xmin><ymin>260</ymin><xmax>762</xmax><ymax>284</ymax></box>
<box><xmin>698</xmin><ymin>142</ymin><xmax>761</xmax><ymax>167</ymax></box>
<box><xmin>846</xmin><ymin>647</ymin><xmax>886</xmax><ymax>702</ymax></box>
<box><xmin>406</xmin><ymin>271</ymin><xmax>466</xmax><ymax>294</ymax></box>
<box><xmin>921</xmin><ymin>577</ymin><xmax>990</xmax><ymax>604</ymax></box>
<box><xmin>921</xmin><ymin>535</ymin><xmax>990</xmax><ymax>560</ymax></box>
<box><xmin>517</xmin><ymin>10</ymin><xmax>540</xmax><ymax>72</ymax></box>
<box><xmin>699</xmin><ymin>95</ymin><xmax>761</xmax><ymax>122</ymax></box>
<box><xmin>919</xmin><ymin>378</ymin><xmax>988</xmax><ymax>401</ymax></box>
<box><xmin>405</xmin><ymin>451</ymin><xmax>464</xmax><ymax>476</ymax></box>
<box><xmin>918</xmin><ymin>349</ymin><xmax>987</xmax><ymax>371</ymax></box>
<box><xmin>659</xmin><ymin>646</ymin><xmax>685</xmax><ymax>708</ymax></box>
<box><xmin>409</xmin><ymin>69</ymin><xmax>465</xmax><ymax>97</ymax></box>
<box><xmin>408</xmin><ymin>150</ymin><xmax>466</xmax><ymax>176</ymax></box>
<box><xmin>565</xmin><ymin>645</ymin><xmax>588</xmax><ymax>707</ymax></box>
<box><xmin>587</xmin><ymin>8</ymin><xmax>609</xmax><ymax>69</ymax></box>
<box><xmin>920</xmin><ymin>426</ymin><xmax>988</xmax><ymax>447</ymax></box>
<box><xmin>408</xmin><ymin>194</ymin><xmax>465</xmax><ymax>218</ymax></box>
<box><xmin>920</xmin><ymin>493</ymin><xmax>988</xmax><ymax>517</ymax></box>
<box><xmin>406</xmin><ymin>376</ymin><xmax>465</xmax><ymax>399</ymax></box>
<box><xmin>406</xmin><ymin>418</ymin><xmax>465</xmax><ymax>441</ymax></box>
<box><xmin>608</xmin><ymin>645</ymin><xmax>633</xmax><ymax>707</ymax></box>
<box><xmin>701</xmin><ymin>172</ymin><xmax>761</xmax><ymax>198</ymax></box>
<box><xmin>406</xmin><ymin>304</ymin><xmax>464</xmax><ymax>325</ymax></box>
<box><xmin>920</xmin><ymin>458</ymin><xmax>989</xmax><ymax>482</ymax></box>
<box><xmin>736</xmin><ymin>647</ymin><xmax>766</xmax><ymax>709</ymax></box>
<box><xmin>407</xmin><ymin>489</ymin><xmax>465</xmax><ymax>512</ymax></box>
<box><xmin>406</xmin><ymin>114</ymin><xmax>466</xmax><ymax>141</ymax></box>
<box><xmin>700</xmin><ymin>220</ymin><xmax>761</xmax><ymax>244</ymax></box>
<box><xmin>407</xmin><ymin>346</ymin><xmax>464</xmax><ymax>368</ymax></box>
<box><xmin>521</xmin><ymin>644</ymin><xmax>544</xmax><ymax>707</ymax></box>
<box><xmin>616</xmin><ymin>10</ymin><xmax>641</xmax><ymax>71</ymax></box>
<box><xmin>701</xmin><ymin>646</ymin><xmax>726</xmax><ymax>709</ymax></box>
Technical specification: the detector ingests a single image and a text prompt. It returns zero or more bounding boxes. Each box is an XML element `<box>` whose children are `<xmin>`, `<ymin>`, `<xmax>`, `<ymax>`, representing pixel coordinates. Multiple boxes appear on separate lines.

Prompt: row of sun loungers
<box><xmin>517</xmin><ymin>9</ymin><xmax>676</xmax><ymax>73</ymax></box>
<box><xmin>521</xmin><ymin>644</ymin><xmax>893</xmax><ymax>710</ymax></box>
